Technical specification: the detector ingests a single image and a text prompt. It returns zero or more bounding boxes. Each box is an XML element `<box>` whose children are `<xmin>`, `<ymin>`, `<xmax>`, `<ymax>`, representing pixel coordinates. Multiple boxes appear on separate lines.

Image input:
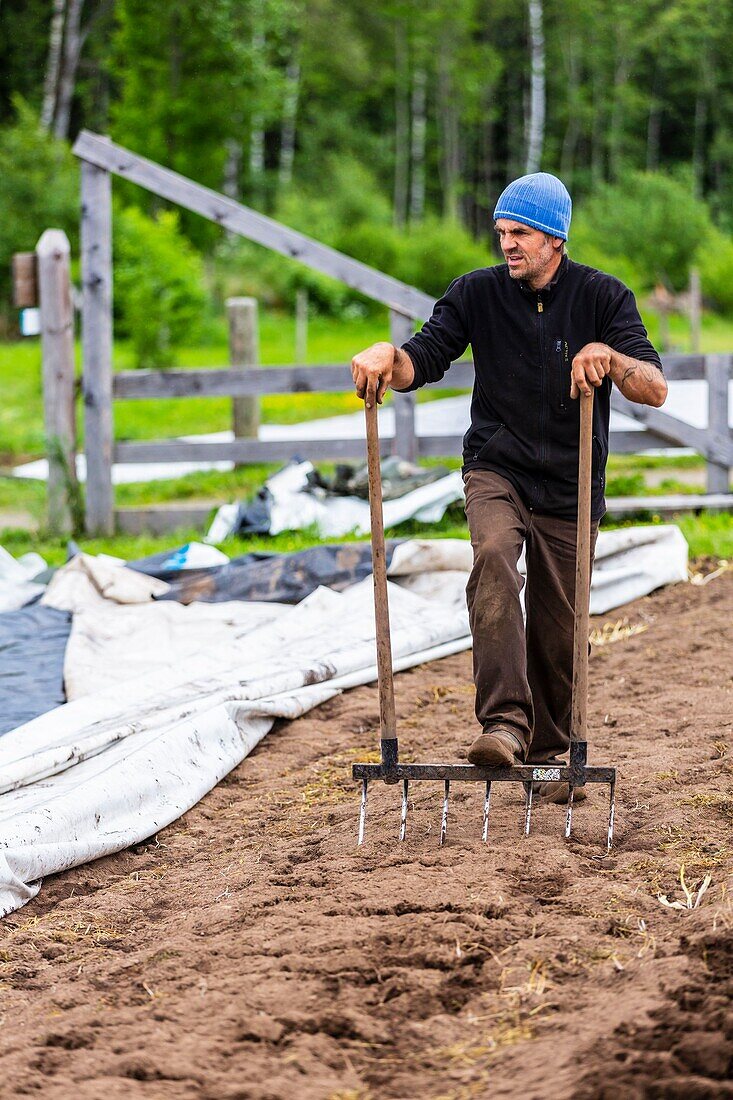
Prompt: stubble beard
<box><xmin>507</xmin><ymin>243</ymin><xmax>557</xmax><ymax>287</ymax></box>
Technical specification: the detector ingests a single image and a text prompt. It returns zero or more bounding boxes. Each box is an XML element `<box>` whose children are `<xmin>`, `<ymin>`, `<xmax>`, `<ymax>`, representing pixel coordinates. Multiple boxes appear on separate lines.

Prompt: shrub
<box><xmin>567</xmin><ymin>216</ymin><xmax>647</xmax><ymax>297</ymax></box>
<box><xmin>573</xmin><ymin>172</ymin><xmax>713</xmax><ymax>292</ymax></box>
<box><xmin>0</xmin><ymin>98</ymin><xmax>78</xmax><ymax>318</ymax></box>
<box><xmin>696</xmin><ymin>228</ymin><xmax>733</xmax><ymax>315</ymax></box>
<box><xmin>114</xmin><ymin>205</ymin><xmax>207</xmax><ymax>367</ymax></box>
<box><xmin>394</xmin><ymin>218</ymin><xmax>490</xmax><ymax>298</ymax></box>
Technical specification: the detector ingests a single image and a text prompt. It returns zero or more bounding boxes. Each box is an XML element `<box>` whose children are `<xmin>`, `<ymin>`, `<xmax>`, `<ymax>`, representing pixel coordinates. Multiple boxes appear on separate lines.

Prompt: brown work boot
<box><xmin>467</xmin><ymin>727</ymin><xmax>523</xmax><ymax>766</ymax></box>
<box><xmin>535</xmin><ymin>781</ymin><xmax>587</xmax><ymax>804</ymax></box>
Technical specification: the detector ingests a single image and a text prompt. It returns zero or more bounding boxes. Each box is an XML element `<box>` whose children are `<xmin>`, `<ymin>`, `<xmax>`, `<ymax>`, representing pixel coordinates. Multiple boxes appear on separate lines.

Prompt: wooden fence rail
<box><xmin>84</xmin><ymin>346</ymin><xmax>733</xmax><ymax>533</ymax></box>
<box><xmin>109</xmin><ymin>351</ymin><xmax>731</xmax><ymax>515</ymax></box>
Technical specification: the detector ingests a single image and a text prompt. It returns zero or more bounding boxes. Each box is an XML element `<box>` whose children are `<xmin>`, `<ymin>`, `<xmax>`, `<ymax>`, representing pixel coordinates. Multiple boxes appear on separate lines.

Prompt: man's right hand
<box><xmin>351</xmin><ymin>342</ymin><xmax>415</xmax><ymax>407</ymax></box>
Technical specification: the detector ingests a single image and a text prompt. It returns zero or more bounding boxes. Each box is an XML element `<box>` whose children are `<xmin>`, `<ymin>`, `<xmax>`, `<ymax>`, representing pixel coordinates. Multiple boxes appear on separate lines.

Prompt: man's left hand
<box><xmin>570</xmin><ymin>342</ymin><xmax>612</xmax><ymax>399</ymax></box>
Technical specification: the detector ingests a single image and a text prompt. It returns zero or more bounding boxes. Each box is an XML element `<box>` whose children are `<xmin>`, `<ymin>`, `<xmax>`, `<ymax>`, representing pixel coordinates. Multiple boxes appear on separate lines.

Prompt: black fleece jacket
<box><xmin>401</xmin><ymin>255</ymin><xmax>663</xmax><ymax>520</ymax></box>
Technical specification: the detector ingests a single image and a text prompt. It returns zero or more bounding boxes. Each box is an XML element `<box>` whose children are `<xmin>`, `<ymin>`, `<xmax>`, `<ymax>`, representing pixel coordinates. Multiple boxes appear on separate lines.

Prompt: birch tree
<box><xmin>525</xmin><ymin>0</ymin><xmax>545</xmax><ymax>173</ymax></box>
<box><xmin>278</xmin><ymin>53</ymin><xmax>301</xmax><ymax>190</ymax></box>
<box><xmin>393</xmin><ymin>15</ymin><xmax>410</xmax><ymax>227</ymax></box>
<box><xmin>53</xmin><ymin>0</ymin><xmax>83</xmax><ymax>138</ymax></box>
<box><xmin>41</xmin><ymin>0</ymin><xmax>66</xmax><ymax>129</ymax></box>
<box><xmin>409</xmin><ymin>66</ymin><xmax>426</xmax><ymax>222</ymax></box>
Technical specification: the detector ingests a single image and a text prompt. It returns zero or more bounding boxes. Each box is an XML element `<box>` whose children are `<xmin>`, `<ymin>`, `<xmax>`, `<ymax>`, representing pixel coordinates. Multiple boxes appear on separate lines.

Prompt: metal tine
<box><xmin>440</xmin><ymin>779</ymin><xmax>450</xmax><ymax>846</ymax></box>
<box><xmin>482</xmin><ymin>781</ymin><xmax>492</xmax><ymax>842</ymax></box>
<box><xmin>523</xmin><ymin>782</ymin><xmax>533</xmax><ymax>836</ymax></box>
<box><xmin>399</xmin><ymin>778</ymin><xmax>409</xmax><ymax>842</ymax></box>
<box><xmin>357</xmin><ymin>779</ymin><xmax>368</xmax><ymax>846</ymax></box>
<box><xmin>564</xmin><ymin>784</ymin><xmax>575</xmax><ymax>839</ymax></box>
<box><xmin>606</xmin><ymin>777</ymin><xmax>617</xmax><ymax>852</ymax></box>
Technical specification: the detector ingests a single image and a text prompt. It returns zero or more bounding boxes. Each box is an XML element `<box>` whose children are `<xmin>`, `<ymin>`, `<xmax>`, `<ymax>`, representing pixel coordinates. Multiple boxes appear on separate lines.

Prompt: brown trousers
<box><xmin>463</xmin><ymin>469</ymin><xmax>597</xmax><ymax>764</ymax></box>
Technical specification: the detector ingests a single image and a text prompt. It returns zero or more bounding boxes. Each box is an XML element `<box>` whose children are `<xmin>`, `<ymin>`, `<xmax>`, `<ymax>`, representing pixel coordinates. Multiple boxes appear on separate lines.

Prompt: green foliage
<box><xmin>572</xmin><ymin>172</ymin><xmax>713</xmax><ymax>292</ymax></box>
<box><xmin>110</xmin><ymin>0</ymin><xmax>300</xmax><ymax>243</ymax></box>
<box><xmin>113</xmin><ymin>205</ymin><xmax>208</xmax><ymax>368</ymax></box>
<box><xmin>567</xmin><ymin>220</ymin><xmax>646</xmax><ymax>296</ymax></box>
<box><xmin>697</xmin><ymin>229</ymin><xmax>733</xmax><ymax>315</ymax></box>
<box><xmin>393</xmin><ymin>219</ymin><xmax>490</xmax><ymax>298</ymax></box>
<box><xmin>0</xmin><ymin>98</ymin><xmax>78</xmax><ymax>317</ymax></box>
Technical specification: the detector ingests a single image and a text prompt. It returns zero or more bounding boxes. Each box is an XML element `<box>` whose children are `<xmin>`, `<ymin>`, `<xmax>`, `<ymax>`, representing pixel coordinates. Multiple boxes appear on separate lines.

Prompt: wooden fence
<box><xmin>65</xmin><ymin>131</ymin><xmax>732</xmax><ymax>536</ymax></box>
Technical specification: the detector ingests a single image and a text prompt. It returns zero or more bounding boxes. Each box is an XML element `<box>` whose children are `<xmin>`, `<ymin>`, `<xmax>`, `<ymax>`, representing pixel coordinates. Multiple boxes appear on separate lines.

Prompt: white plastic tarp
<box><xmin>0</xmin><ymin>581</ymin><xmax>471</xmax><ymax>917</ymax></box>
<box><xmin>0</xmin><ymin>525</ymin><xmax>688</xmax><ymax>917</ymax></box>
<box><xmin>0</xmin><ymin>546</ymin><xmax>47</xmax><ymax>612</ymax></box>
<box><xmin>387</xmin><ymin>524</ymin><xmax>690</xmax><ymax>616</ymax></box>
<box><xmin>206</xmin><ymin>461</ymin><xmax>466</xmax><ymax>542</ymax></box>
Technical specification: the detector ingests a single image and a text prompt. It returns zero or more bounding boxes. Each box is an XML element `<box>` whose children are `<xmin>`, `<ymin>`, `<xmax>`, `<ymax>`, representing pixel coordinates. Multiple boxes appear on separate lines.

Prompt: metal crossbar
<box><xmin>353</xmin><ymin>742</ymin><xmax>617</xmax><ymax>850</ymax></box>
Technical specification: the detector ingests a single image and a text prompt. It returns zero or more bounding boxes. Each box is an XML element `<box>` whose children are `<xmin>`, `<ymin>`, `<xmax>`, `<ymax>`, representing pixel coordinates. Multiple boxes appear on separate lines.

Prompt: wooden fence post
<box><xmin>36</xmin><ymin>229</ymin><xmax>77</xmax><ymax>536</ymax></box>
<box><xmin>81</xmin><ymin>156</ymin><xmax>114</xmax><ymax>536</ymax></box>
<box><xmin>706</xmin><ymin>353</ymin><xmax>731</xmax><ymax>494</ymax></box>
<box><xmin>390</xmin><ymin>309</ymin><xmax>416</xmax><ymax>461</ymax></box>
<box><xmin>227</xmin><ymin>297</ymin><xmax>260</xmax><ymax>462</ymax></box>
<box><xmin>295</xmin><ymin>288</ymin><xmax>308</xmax><ymax>364</ymax></box>
<box><xmin>689</xmin><ymin>267</ymin><xmax>701</xmax><ymax>354</ymax></box>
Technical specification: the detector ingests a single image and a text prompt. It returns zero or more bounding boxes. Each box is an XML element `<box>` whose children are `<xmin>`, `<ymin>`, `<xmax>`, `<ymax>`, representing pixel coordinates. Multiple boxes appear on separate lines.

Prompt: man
<box><xmin>351</xmin><ymin>172</ymin><xmax>667</xmax><ymax>801</ymax></box>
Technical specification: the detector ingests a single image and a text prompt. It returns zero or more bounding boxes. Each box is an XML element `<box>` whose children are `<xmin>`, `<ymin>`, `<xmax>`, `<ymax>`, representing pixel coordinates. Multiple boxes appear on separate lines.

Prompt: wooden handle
<box><xmin>570</xmin><ymin>390</ymin><xmax>594</xmax><ymax>744</ymax></box>
<box><xmin>365</xmin><ymin>401</ymin><xmax>397</xmax><ymax>750</ymax></box>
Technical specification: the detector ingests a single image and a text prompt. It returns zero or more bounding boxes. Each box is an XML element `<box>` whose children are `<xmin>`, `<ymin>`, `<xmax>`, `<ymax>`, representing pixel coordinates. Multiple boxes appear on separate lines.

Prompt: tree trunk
<box><xmin>506</xmin><ymin>68</ymin><xmax>523</xmax><ymax>181</ymax></box>
<box><xmin>438</xmin><ymin>46</ymin><xmax>460</xmax><ymax>220</ymax></box>
<box><xmin>223</xmin><ymin>138</ymin><xmax>242</xmax><ymax>201</ymax></box>
<box><xmin>409</xmin><ymin>66</ymin><xmax>426</xmax><ymax>222</ymax></box>
<box><xmin>480</xmin><ymin>110</ymin><xmax>495</xmax><ymax>235</ymax></box>
<box><xmin>278</xmin><ymin>55</ymin><xmax>300</xmax><ymax>191</ymax></box>
<box><xmin>249</xmin><ymin>27</ymin><xmax>266</xmax><ymax>205</ymax></box>
<box><xmin>53</xmin><ymin>0</ymin><xmax>84</xmax><ymax>140</ymax></box>
<box><xmin>608</xmin><ymin>50</ymin><xmax>631</xmax><ymax>180</ymax></box>
<box><xmin>525</xmin><ymin>0</ymin><xmax>545</xmax><ymax>174</ymax></box>
<box><xmin>692</xmin><ymin>91</ymin><xmax>707</xmax><ymax>197</ymax></box>
<box><xmin>590</xmin><ymin>65</ymin><xmax>605</xmax><ymax>184</ymax></box>
<box><xmin>41</xmin><ymin>0</ymin><xmax>67</xmax><ymax>131</ymax></box>
<box><xmin>393</xmin><ymin>18</ymin><xmax>409</xmax><ymax>228</ymax></box>
<box><xmin>560</xmin><ymin>45</ymin><xmax>580</xmax><ymax>187</ymax></box>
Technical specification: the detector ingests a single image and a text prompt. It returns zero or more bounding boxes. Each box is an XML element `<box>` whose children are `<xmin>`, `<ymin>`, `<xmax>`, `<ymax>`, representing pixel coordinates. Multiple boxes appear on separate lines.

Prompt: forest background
<box><xmin>0</xmin><ymin>0</ymin><xmax>732</xmax><ymax>564</ymax></box>
<box><xmin>2</xmin><ymin>0</ymin><xmax>733</xmax><ymax>360</ymax></box>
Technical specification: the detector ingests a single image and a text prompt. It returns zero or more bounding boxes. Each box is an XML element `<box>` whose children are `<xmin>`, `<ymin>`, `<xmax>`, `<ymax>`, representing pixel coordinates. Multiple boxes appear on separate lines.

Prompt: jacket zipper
<box><xmin>556</xmin><ymin>338</ymin><xmax>566</xmax><ymax>411</ymax></box>
<box><xmin>536</xmin><ymin>297</ymin><xmax>546</xmax><ymax>506</ymax></box>
<box><xmin>471</xmin><ymin>423</ymin><xmax>505</xmax><ymax>462</ymax></box>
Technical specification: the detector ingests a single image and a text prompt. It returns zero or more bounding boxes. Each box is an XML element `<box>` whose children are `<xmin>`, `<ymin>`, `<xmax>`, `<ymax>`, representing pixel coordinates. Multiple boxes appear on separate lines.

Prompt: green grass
<box><xmin>1</xmin><ymin>504</ymin><xmax>730</xmax><ymax>569</ymax></box>
<box><xmin>670</xmin><ymin>511</ymin><xmax>733</xmax><ymax>558</ymax></box>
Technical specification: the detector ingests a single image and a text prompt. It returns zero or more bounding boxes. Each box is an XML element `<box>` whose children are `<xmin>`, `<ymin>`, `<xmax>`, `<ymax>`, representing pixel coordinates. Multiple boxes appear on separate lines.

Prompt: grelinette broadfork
<box><xmin>352</xmin><ymin>390</ymin><xmax>617</xmax><ymax>851</ymax></box>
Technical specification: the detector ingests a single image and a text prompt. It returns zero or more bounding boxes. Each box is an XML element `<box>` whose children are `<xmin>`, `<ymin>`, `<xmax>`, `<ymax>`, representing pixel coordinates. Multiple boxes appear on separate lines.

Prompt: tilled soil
<box><xmin>1</xmin><ymin>572</ymin><xmax>732</xmax><ymax>1100</ymax></box>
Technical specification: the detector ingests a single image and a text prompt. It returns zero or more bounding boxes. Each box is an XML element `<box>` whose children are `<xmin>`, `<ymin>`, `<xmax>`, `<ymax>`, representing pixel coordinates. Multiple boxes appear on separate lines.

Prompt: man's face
<box><xmin>494</xmin><ymin>219</ymin><xmax>561</xmax><ymax>285</ymax></box>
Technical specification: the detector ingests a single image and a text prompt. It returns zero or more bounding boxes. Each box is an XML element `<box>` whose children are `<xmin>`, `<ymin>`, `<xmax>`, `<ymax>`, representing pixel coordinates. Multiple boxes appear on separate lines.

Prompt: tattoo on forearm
<box><xmin>620</xmin><ymin>366</ymin><xmax>637</xmax><ymax>393</ymax></box>
<box><xmin>619</xmin><ymin>361</ymin><xmax>658</xmax><ymax>394</ymax></box>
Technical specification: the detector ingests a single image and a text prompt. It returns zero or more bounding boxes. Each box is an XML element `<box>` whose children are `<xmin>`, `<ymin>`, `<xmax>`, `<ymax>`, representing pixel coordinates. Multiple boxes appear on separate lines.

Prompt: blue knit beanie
<box><xmin>493</xmin><ymin>172</ymin><xmax>572</xmax><ymax>240</ymax></box>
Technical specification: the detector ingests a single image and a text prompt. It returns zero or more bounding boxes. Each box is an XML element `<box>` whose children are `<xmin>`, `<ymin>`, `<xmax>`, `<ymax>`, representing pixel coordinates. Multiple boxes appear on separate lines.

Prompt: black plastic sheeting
<box><xmin>0</xmin><ymin>604</ymin><xmax>71</xmax><ymax>737</ymax></box>
<box><xmin>128</xmin><ymin>548</ymin><xmax>276</xmax><ymax>586</ymax></box>
<box><xmin>156</xmin><ymin>542</ymin><xmax>400</xmax><ymax>605</ymax></box>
